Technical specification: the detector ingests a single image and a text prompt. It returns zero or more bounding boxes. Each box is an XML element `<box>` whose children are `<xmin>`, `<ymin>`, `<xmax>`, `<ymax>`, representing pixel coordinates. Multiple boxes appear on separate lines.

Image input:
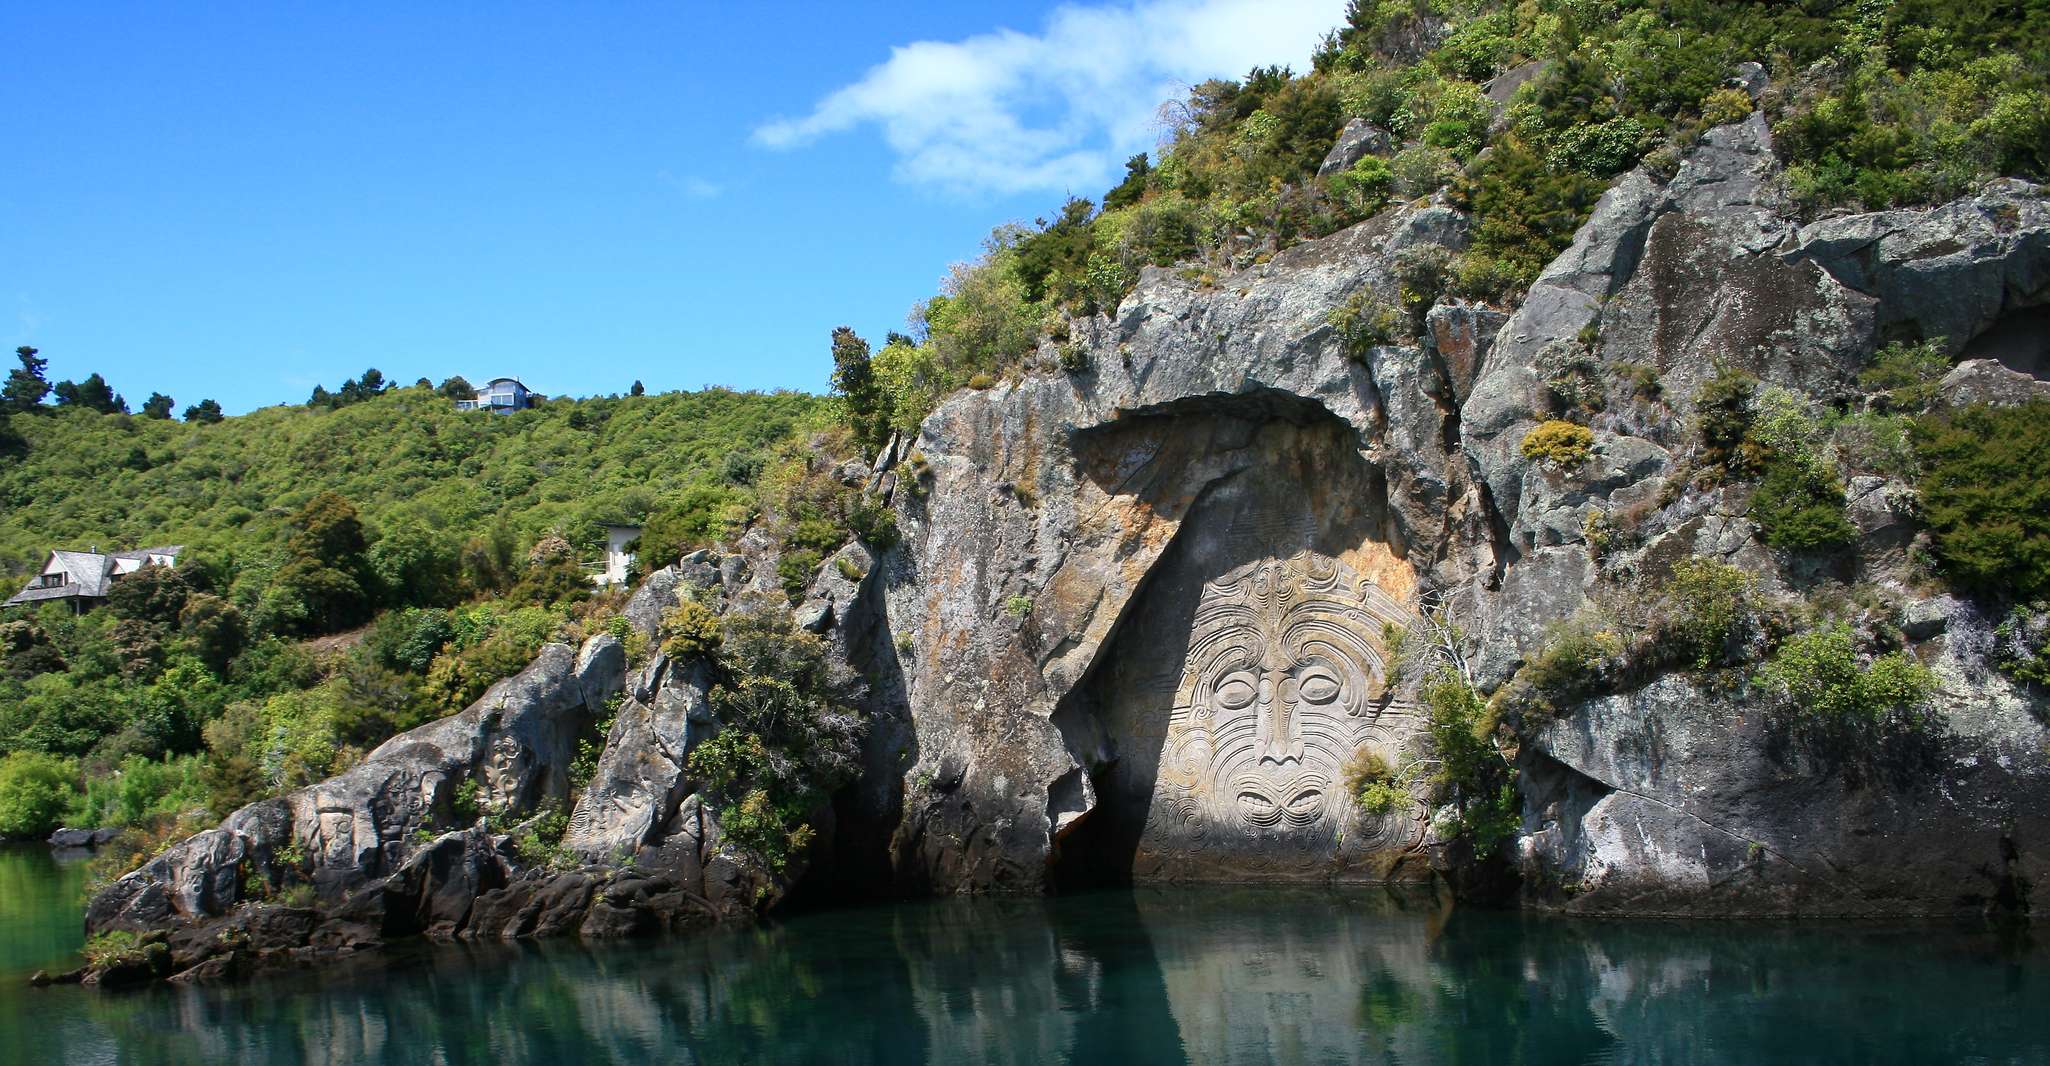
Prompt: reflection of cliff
<box><xmin>13</xmin><ymin>892</ymin><xmax>2050</xmax><ymax>1063</ymax></box>
<box><xmin>1135</xmin><ymin>888</ymin><xmax>1446</xmax><ymax>1065</ymax></box>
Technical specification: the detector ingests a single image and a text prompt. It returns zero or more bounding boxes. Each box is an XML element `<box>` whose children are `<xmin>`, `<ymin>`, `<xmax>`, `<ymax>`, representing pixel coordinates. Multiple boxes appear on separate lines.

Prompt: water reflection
<box><xmin>2</xmin><ymin>881</ymin><xmax>2043</xmax><ymax>1065</ymax></box>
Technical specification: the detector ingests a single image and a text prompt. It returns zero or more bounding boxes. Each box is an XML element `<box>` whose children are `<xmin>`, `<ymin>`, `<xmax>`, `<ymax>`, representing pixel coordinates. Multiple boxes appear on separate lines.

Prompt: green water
<box><xmin>1</xmin><ymin>846</ymin><xmax>2045</xmax><ymax>1064</ymax></box>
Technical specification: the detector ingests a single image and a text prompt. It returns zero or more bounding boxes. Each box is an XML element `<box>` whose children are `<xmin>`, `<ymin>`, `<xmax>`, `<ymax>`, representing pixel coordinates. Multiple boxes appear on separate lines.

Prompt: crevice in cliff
<box><xmin>1960</xmin><ymin>303</ymin><xmax>2050</xmax><ymax>380</ymax></box>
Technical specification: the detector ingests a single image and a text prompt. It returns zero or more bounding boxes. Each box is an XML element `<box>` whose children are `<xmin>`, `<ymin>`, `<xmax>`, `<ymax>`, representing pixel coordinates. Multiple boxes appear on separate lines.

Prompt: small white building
<box><xmin>590</xmin><ymin>525</ymin><xmax>641</xmax><ymax>588</ymax></box>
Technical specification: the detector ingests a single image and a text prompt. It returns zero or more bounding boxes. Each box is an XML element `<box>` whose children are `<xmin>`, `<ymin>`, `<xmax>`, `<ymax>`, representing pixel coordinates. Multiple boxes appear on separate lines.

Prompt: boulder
<box><xmin>1316</xmin><ymin>118</ymin><xmax>1392</xmax><ymax>177</ymax></box>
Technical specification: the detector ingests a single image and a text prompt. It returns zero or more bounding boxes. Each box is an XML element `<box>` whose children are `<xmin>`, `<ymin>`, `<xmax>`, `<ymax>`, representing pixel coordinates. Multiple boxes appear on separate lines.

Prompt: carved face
<box><xmin>1159</xmin><ymin>555</ymin><xmax>1407</xmax><ymax>843</ymax></box>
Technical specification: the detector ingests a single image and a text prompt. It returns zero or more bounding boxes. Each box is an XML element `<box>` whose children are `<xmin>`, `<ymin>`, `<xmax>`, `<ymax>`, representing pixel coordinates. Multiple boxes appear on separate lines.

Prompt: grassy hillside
<box><xmin>0</xmin><ymin>382</ymin><xmax>829</xmax><ymax>583</ymax></box>
<box><xmin>0</xmin><ymin>381</ymin><xmax>865</xmax><ymax>846</ymax></box>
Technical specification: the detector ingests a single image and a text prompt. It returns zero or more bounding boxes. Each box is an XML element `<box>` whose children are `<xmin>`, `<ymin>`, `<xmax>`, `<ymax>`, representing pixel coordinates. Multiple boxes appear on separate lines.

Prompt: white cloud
<box><xmin>752</xmin><ymin>0</ymin><xmax>1345</xmax><ymax>196</ymax></box>
<box><xmin>658</xmin><ymin>170</ymin><xmax>723</xmax><ymax>199</ymax></box>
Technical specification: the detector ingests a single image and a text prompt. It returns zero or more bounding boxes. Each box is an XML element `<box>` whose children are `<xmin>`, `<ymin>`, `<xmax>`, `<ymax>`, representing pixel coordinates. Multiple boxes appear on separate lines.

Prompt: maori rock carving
<box><xmin>1154</xmin><ymin>553</ymin><xmax>1417</xmax><ymax>853</ymax></box>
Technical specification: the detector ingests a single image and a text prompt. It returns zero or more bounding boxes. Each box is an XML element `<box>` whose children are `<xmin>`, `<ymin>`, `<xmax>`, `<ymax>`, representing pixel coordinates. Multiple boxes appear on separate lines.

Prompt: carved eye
<box><xmin>1298</xmin><ymin>672</ymin><xmax>1341</xmax><ymax>704</ymax></box>
<box><xmin>1214</xmin><ymin>672</ymin><xmax>1258</xmax><ymax>710</ymax></box>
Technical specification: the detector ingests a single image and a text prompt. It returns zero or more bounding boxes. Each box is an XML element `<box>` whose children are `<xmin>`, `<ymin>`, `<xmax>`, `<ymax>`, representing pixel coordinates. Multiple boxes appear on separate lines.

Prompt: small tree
<box><xmin>3</xmin><ymin>346</ymin><xmax>51</xmax><ymax>413</ymax></box>
<box><xmin>629</xmin><ymin>380</ymin><xmax>646</xmax><ymax>397</ymax></box>
<box><xmin>183</xmin><ymin>398</ymin><xmax>224</xmax><ymax>423</ymax></box>
<box><xmin>830</xmin><ymin>326</ymin><xmax>886</xmax><ymax>454</ymax></box>
<box><xmin>438</xmin><ymin>376</ymin><xmax>475</xmax><ymax>401</ymax></box>
<box><xmin>141</xmin><ymin>392</ymin><xmax>175</xmax><ymax>419</ymax></box>
<box><xmin>53</xmin><ymin>372</ymin><xmax>125</xmax><ymax>414</ymax></box>
<box><xmin>273</xmin><ymin>491</ymin><xmax>376</xmax><ymax>633</ymax></box>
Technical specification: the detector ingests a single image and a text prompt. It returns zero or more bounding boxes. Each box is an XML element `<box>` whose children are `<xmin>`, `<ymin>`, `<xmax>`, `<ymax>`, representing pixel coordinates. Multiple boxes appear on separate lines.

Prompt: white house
<box><xmin>5</xmin><ymin>546</ymin><xmax>183</xmax><ymax>613</ymax></box>
<box><xmin>590</xmin><ymin>525</ymin><xmax>640</xmax><ymax>588</ymax></box>
<box><xmin>454</xmin><ymin>377</ymin><xmax>541</xmax><ymax>414</ymax></box>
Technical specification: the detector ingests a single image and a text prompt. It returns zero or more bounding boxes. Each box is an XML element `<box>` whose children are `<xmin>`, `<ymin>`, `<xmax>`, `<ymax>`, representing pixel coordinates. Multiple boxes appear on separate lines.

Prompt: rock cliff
<box><xmin>84</xmin><ymin>89</ymin><xmax>2050</xmax><ymax>981</ymax></box>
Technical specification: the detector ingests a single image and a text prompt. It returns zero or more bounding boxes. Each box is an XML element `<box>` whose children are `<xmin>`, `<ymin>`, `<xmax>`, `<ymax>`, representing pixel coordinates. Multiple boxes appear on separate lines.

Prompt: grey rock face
<box><xmin>870</xmin><ymin>102</ymin><xmax>2050</xmax><ymax>914</ymax></box>
<box><xmin>1317</xmin><ymin>118</ymin><xmax>1393</xmax><ymax>177</ymax></box>
<box><xmin>1520</xmin><ymin>669</ymin><xmax>2049</xmax><ymax>916</ymax></box>
<box><xmin>563</xmin><ymin>657</ymin><xmax>713</xmax><ymax>864</ymax></box>
<box><xmin>88</xmin><ymin>635</ymin><xmax>625</xmax><ymax>934</ymax></box>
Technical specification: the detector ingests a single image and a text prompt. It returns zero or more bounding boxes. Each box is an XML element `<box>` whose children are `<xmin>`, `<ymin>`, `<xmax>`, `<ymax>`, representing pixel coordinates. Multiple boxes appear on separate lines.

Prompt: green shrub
<box><xmin>1511</xmin><ymin>618</ymin><xmax>1627</xmax><ymax>720</ymax></box>
<box><xmin>1752</xmin><ymin>455</ymin><xmax>1855</xmax><ymax>551</ymax></box>
<box><xmin>1699</xmin><ymin>87</ymin><xmax>1754</xmax><ymax>126</ymax></box>
<box><xmin>1693</xmin><ymin>367</ymin><xmax>1760</xmax><ymax>472</ymax></box>
<box><xmin>1520</xmin><ymin>420</ymin><xmax>1594</xmax><ymax>468</ymax></box>
<box><xmin>1326</xmin><ymin>156</ymin><xmax>1394</xmax><ymax>217</ymax></box>
<box><xmin>660</xmin><ymin>600</ymin><xmax>722</xmax><ymax>661</ymax></box>
<box><xmin>777</xmin><ymin>550</ymin><xmax>821</xmax><ymax>603</ymax></box>
<box><xmin>1419</xmin><ymin>672</ymin><xmax>1517</xmax><ymax>859</ymax></box>
<box><xmin>1993</xmin><ymin>605</ymin><xmax>2050</xmax><ymax>688</ymax></box>
<box><xmin>1755</xmin><ymin>625</ymin><xmax>1935</xmax><ymax>723</ymax></box>
<box><xmin>1388</xmin><ymin>145</ymin><xmax>1456</xmax><ymax>198</ymax></box>
<box><xmin>72</xmin><ymin>754</ymin><xmax>209</xmax><ymax>829</ymax></box>
<box><xmin>1859</xmin><ymin>340</ymin><xmax>1950</xmax><ymax>413</ymax></box>
<box><xmin>0</xmin><ymin>751</ymin><xmax>77</xmax><ymax>838</ymax></box>
<box><xmin>1445</xmin><ymin>252</ymin><xmax>1527</xmax><ymax>305</ymax></box>
<box><xmin>1345</xmin><ymin>747</ymin><xmax>1414</xmax><ymax>816</ymax></box>
<box><xmin>1658</xmin><ymin>558</ymin><xmax>1755</xmax><ymax>670</ymax></box>
<box><xmin>1004</xmin><ymin>595</ymin><xmax>1034</xmax><ymax>619</ymax></box>
<box><xmin>510</xmin><ymin>806</ymin><xmax>573</xmax><ymax>870</ymax></box>
<box><xmin>1829</xmin><ymin>411</ymin><xmax>1917</xmax><ymax>480</ymax></box>
<box><xmin>81</xmin><ymin>930</ymin><xmax>143</xmax><ymax>968</ymax></box>
<box><xmin>1910</xmin><ymin>402</ymin><xmax>2050</xmax><ymax>599</ymax></box>
<box><xmin>685</xmin><ymin>608</ymin><xmax>863</xmax><ymax>875</ymax></box>
<box><xmin>1328</xmin><ymin>292</ymin><xmax>1405</xmax><ymax>356</ymax></box>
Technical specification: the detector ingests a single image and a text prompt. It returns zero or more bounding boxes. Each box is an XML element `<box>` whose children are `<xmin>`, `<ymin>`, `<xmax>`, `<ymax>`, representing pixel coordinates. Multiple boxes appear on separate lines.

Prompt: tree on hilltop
<box><xmin>830</xmin><ymin>326</ymin><xmax>885</xmax><ymax>454</ymax></box>
<box><xmin>3</xmin><ymin>347</ymin><xmax>50</xmax><ymax>413</ymax></box>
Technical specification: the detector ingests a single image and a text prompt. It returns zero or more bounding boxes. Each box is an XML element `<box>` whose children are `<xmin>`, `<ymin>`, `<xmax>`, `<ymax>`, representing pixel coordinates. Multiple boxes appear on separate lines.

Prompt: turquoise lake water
<box><xmin>2</xmin><ymin>844</ymin><xmax>2046</xmax><ymax>1064</ymax></box>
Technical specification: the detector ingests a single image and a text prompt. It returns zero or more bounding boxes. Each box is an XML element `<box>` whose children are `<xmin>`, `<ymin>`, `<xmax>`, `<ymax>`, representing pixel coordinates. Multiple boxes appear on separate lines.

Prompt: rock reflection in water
<box><xmin>4</xmin><ymin>886</ymin><xmax>2046</xmax><ymax>1064</ymax></box>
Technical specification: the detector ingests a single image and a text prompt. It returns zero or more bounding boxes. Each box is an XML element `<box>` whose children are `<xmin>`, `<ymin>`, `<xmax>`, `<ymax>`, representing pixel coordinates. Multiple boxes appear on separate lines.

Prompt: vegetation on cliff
<box><xmin>825</xmin><ymin>0</ymin><xmax>2049</xmax><ymax>438</ymax></box>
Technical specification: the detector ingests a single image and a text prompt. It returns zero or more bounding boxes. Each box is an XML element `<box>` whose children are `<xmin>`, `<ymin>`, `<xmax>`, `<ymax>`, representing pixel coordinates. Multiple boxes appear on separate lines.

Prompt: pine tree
<box><xmin>142</xmin><ymin>392</ymin><xmax>176</xmax><ymax>419</ymax></box>
<box><xmin>53</xmin><ymin>372</ymin><xmax>124</xmax><ymax>414</ymax></box>
<box><xmin>2</xmin><ymin>347</ymin><xmax>50</xmax><ymax>413</ymax></box>
<box><xmin>183</xmin><ymin>398</ymin><xmax>224</xmax><ymax>423</ymax></box>
<box><xmin>630</xmin><ymin>380</ymin><xmax>645</xmax><ymax>397</ymax></box>
<box><xmin>830</xmin><ymin>326</ymin><xmax>885</xmax><ymax>454</ymax></box>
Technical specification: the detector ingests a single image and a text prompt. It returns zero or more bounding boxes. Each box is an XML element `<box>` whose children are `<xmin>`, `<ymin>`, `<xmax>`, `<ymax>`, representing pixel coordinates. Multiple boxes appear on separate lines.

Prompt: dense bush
<box><xmin>1751</xmin><ymin>455</ymin><xmax>1855</xmax><ymax>552</ymax></box>
<box><xmin>1519</xmin><ymin>420</ymin><xmax>1595</xmax><ymax>468</ymax></box>
<box><xmin>685</xmin><ymin>607</ymin><xmax>863</xmax><ymax>873</ymax></box>
<box><xmin>1419</xmin><ymin>671</ymin><xmax>1517</xmax><ymax>859</ymax></box>
<box><xmin>0</xmin><ymin>383</ymin><xmax>827</xmax><ymax>580</ymax></box>
<box><xmin>1755</xmin><ymin>624</ymin><xmax>1935</xmax><ymax>724</ymax></box>
<box><xmin>1657</xmin><ymin>557</ymin><xmax>1756</xmax><ymax>670</ymax></box>
<box><xmin>0</xmin><ymin>750</ymin><xmax>76</xmax><ymax>838</ymax></box>
<box><xmin>1910</xmin><ymin>402</ymin><xmax>2050</xmax><ymax>601</ymax></box>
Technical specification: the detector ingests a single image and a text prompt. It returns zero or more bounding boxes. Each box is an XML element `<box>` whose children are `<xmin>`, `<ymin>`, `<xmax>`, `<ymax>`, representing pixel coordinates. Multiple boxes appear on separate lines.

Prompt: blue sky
<box><xmin>4</xmin><ymin>1</ymin><xmax>1341</xmax><ymax>413</ymax></box>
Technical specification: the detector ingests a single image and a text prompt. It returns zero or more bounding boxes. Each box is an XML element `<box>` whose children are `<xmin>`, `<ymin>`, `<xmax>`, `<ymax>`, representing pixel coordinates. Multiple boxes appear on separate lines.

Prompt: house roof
<box><xmin>5</xmin><ymin>550</ymin><xmax>114</xmax><ymax>605</ymax></box>
<box><xmin>4</xmin><ymin>546</ymin><xmax>182</xmax><ymax>607</ymax></box>
<box><xmin>482</xmin><ymin>377</ymin><xmax>529</xmax><ymax>390</ymax></box>
<box><xmin>108</xmin><ymin>545</ymin><xmax>183</xmax><ymax>563</ymax></box>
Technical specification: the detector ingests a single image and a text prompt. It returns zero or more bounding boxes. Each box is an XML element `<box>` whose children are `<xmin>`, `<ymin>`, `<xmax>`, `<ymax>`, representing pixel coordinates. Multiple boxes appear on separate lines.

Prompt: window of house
<box><xmin>35</xmin><ymin>572</ymin><xmax>66</xmax><ymax>589</ymax></box>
